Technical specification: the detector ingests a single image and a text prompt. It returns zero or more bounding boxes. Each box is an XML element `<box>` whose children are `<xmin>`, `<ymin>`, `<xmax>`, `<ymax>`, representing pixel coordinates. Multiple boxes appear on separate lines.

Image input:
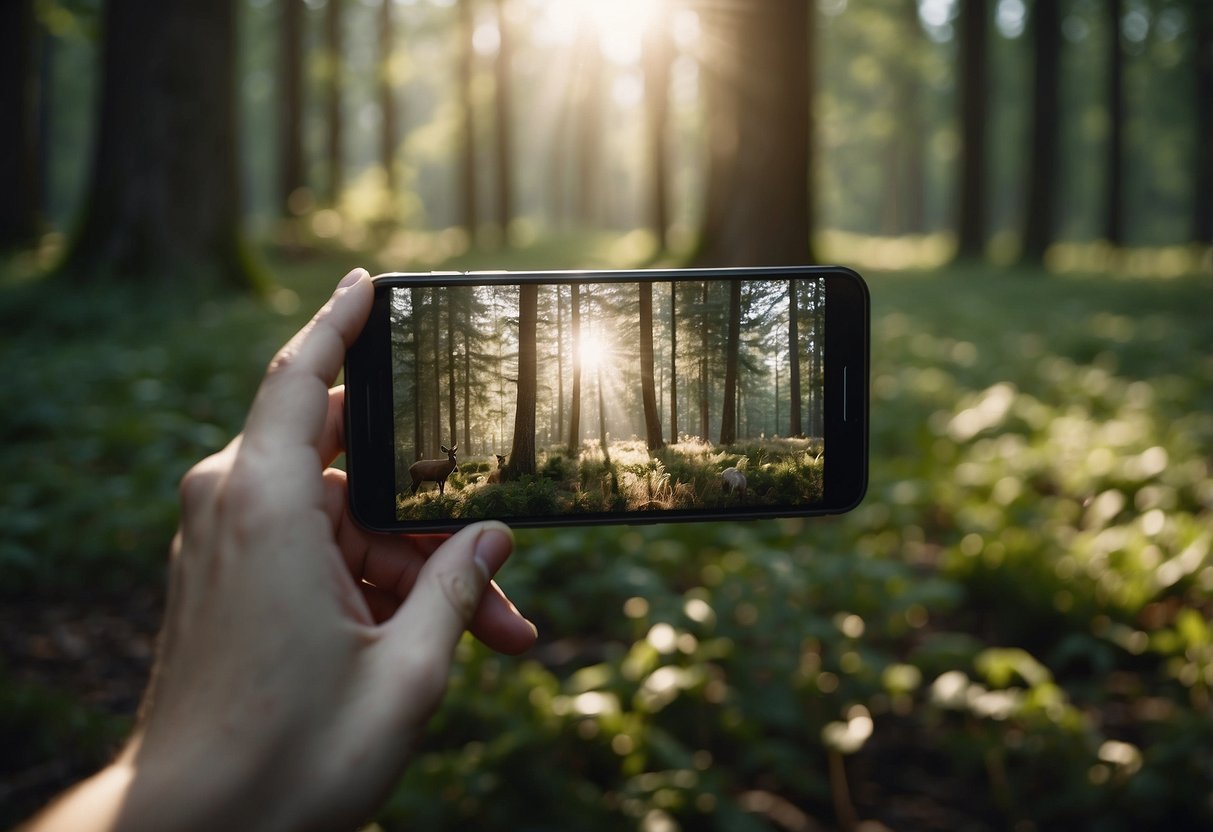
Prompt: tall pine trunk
<box><xmin>639</xmin><ymin>282</ymin><xmax>664</xmax><ymax>451</ymax></box>
<box><xmin>669</xmin><ymin>282</ymin><xmax>678</xmax><ymax>442</ymax></box>
<box><xmin>1021</xmin><ymin>0</ymin><xmax>1062</xmax><ymax>265</ymax></box>
<box><xmin>955</xmin><ymin>0</ymin><xmax>989</xmax><ymax>260</ymax></box>
<box><xmin>719</xmin><ymin>279</ymin><xmax>742</xmax><ymax>446</ymax></box>
<box><xmin>1103</xmin><ymin>0</ymin><xmax>1125</xmax><ymax>246</ymax></box>
<box><xmin>509</xmin><ymin>285</ymin><xmax>539</xmax><ymax>476</ymax></box>
<box><xmin>325</xmin><ymin>0</ymin><xmax>344</xmax><ymax>204</ymax></box>
<box><xmin>279</xmin><ymin>0</ymin><xmax>305</xmax><ymax>217</ymax></box>
<box><xmin>458</xmin><ymin>0</ymin><xmax>478</xmax><ymax>241</ymax></box>
<box><xmin>62</xmin><ymin>0</ymin><xmax>257</xmax><ymax>288</ymax></box>
<box><xmin>411</xmin><ymin>288</ymin><xmax>424</xmax><ymax>460</ymax></box>
<box><xmin>0</xmin><ymin>0</ymin><xmax>40</xmax><ymax>250</ymax></box>
<box><xmin>788</xmin><ymin>279</ymin><xmax>802</xmax><ymax>436</ymax></box>
<box><xmin>379</xmin><ymin>0</ymin><xmax>398</xmax><ymax>201</ymax></box>
<box><xmin>494</xmin><ymin>0</ymin><xmax>514</xmax><ymax>243</ymax></box>
<box><xmin>447</xmin><ymin>292</ymin><xmax>457</xmax><ymax>450</ymax></box>
<box><xmin>567</xmin><ymin>284</ymin><xmax>582</xmax><ymax>454</ymax></box>
<box><xmin>643</xmin><ymin>14</ymin><xmax>673</xmax><ymax>250</ymax></box>
<box><xmin>1193</xmin><ymin>0</ymin><xmax>1213</xmax><ymax>244</ymax></box>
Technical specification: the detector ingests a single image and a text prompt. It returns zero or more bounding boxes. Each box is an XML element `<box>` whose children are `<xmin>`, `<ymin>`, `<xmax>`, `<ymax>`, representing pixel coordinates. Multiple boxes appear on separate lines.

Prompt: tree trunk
<box><xmin>574</xmin><ymin>25</ymin><xmax>604</xmax><ymax>226</ymax></box>
<box><xmin>431</xmin><ymin>289</ymin><xmax>442</xmax><ymax>454</ymax></box>
<box><xmin>447</xmin><ymin>292</ymin><xmax>457</xmax><ymax>451</ymax></box>
<box><xmin>643</xmin><ymin>14</ymin><xmax>673</xmax><ymax>250</ymax></box>
<box><xmin>1193</xmin><ymin>0</ymin><xmax>1213</xmax><ymax>245</ymax></box>
<box><xmin>669</xmin><ymin>281</ymin><xmax>678</xmax><ymax>442</ymax></box>
<box><xmin>719</xmin><ymin>279</ymin><xmax>741</xmax><ymax>446</ymax></box>
<box><xmin>379</xmin><ymin>0</ymin><xmax>398</xmax><ymax>201</ymax></box>
<box><xmin>597</xmin><ymin>363</ymin><xmax>610</xmax><ymax>464</ymax></box>
<box><xmin>639</xmin><ymin>282</ymin><xmax>664</xmax><ymax>451</ymax></box>
<box><xmin>463</xmin><ymin>335</ymin><xmax>471</xmax><ymax>452</ymax></box>
<box><xmin>898</xmin><ymin>0</ymin><xmax>927</xmax><ymax>234</ymax></box>
<box><xmin>955</xmin><ymin>0</ymin><xmax>989</xmax><ymax>260</ymax></box>
<box><xmin>494</xmin><ymin>0</ymin><xmax>514</xmax><ymax>243</ymax></box>
<box><xmin>694</xmin><ymin>1</ymin><xmax>813</xmax><ymax>266</ymax></box>
<box><xmin>0</xmin><ymin>0</ymin><xmax>40</xmax><ymax>250</ymax></box>
<box><xmin>509</xmin><ymin>284</ymin><xmax>539</xmax><ymax>476</ymax></box>
<box><xmin>698</xmin><ymin>280</ymin><xmax>710</xmax><ymax>440</ymax></box>
<box><xmin>61</xmin><ymin>0</ymin><xmax>257</xmax><ymax>288</ymax></box>
<box><xmin>325</xmin><ymin>0</ymin><xmax>344</xmax><ymax>204</ymax></box>
<box><xmin>458</xmin><ymin>0</ymin><xmax>478</xmax><ymax>241</ymax></box>
<box><xmin>411</xmin><ymin>287</ymin><xmax>424</xmax><ymax>461</ymax></box>
<box><xmin>1020</xmin><ymin>0</ymin><xmax>1062</xmax><ymax>265</ymax></box>
<box><xmin>788</xmin><ymin>279</ymin><xmax>802</xmax><ymax>436</ymax></box>
<box><xmin>567</xmin><ymin>283</ymin><xmax>582</xmax><ymax>455</ymax></box>
<box><xmin>279</xmin><ymin>0</ymin><xmax>306</xmax><ymax>217</ymax></box>
<box><xmin>556</xmin><ymin>285</ymin><xmax>564</xmax><ymax>444</ymax></box>
<box><xmin>1102</xmin><ymin>0</ymin><xmax>1124</xmax><ymax>246</ymax></box>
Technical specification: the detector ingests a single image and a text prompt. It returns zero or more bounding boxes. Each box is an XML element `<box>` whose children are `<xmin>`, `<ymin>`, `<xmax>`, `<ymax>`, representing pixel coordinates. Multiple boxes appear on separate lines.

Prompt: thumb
<box><xmin>377</xmin><ymin>521</ymin><xmax>514</xmax><ymax>687</ymax></box>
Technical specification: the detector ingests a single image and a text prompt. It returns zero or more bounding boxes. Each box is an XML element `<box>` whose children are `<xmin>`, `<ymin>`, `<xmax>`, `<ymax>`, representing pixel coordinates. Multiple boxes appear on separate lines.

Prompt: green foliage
<box><xmin>2</xmin><ymin>253</ymin><xmax>1211</xmax><ymax>829</ymax></box>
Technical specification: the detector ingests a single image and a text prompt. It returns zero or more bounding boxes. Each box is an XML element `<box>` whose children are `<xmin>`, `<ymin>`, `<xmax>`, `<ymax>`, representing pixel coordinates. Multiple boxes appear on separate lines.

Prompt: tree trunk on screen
<box><xmin>788</xmin><ymin>279</ymin><xmax>802</xmax><ymax>437</ymax></box>
<box><xmin>463</xmin><ymin>339</ymin><xmax>471</xmax><ymax>453</ymax></box>
<box><xmin>699</xmin><ymin>280</ymin><xmax>710</xmax><ymax>440</ymax></box>
<box><xmin>457</xmin><ymin>0</ymin><xmax>478</xmax><ymax>241</ymax></box>
<box><xmin>279</xmin><ymin>0</ymin><xmax>305</xmax><ymax>217</ymax></box>
<box><xmin>669</xmin><ymin>282</ymin><xmax>678</xmax><ymax>442</ymax></box>
<box><xmin>954</xmin><ymin>0</ymin><xmax>988</xmax><ymax>260</ymax></box>
<box><xmin>639</xmin><ymin>282</ymin><xmax>664</xmax><ymax>451</ymax></box>
<box><xmin>494</xmin><ymin>0</ymin><xmax>514</xmax><ymax>242</ymax></box>
<box><xmin>1193</xmin><ymin>0</ymin><xmax>1213</xmax><ymax>245</ymax></box>
<box><xmin>568</xmin><ymin>283</ymin><xmax>582</xmax><ymax>454</ymax></box>
<box><xmin>325</xmin><ymin>0</ymin><xmax>344</xmax><ymax>204</ymax></box>
<box><xmin>694</xmin><ymin>1</ymin><xmax>813</xmax><ymax>266</ymax></box>
<box><xmin>431</xmin><ymin>290</ymin><xmax>442</xmax><ymax>455</ymax></box>
<box><xmin>597</xmin><ymin>364</ymin><xmax>610</xmax><ymax>464</ymax></box>
<box><xmin>719</xmin><ymin>279</ymin><xmax>741</xmax><ymax>446</ymax></box>
<box><xmin>556</xmin><ymin>286</ymin><xmax>565</xmax><ymax>444</ymax></box>
<box><xmin>0</xmin><ymin>0</ymin><xmax>40</xmax><ymax>250</ymax></box>
<box><xmin>509</xmin><ymin>284</ymin><xmax>539</xmax><ymax>476</ymax></box>
<box><xmin>447</xmin><ymin>293</ymin><xmax>457</xmax><ymax>451</ymax></box>
<box><xmin>411</xmin><ymin>288</ymin><xmax>424</xmax><ymax>460</ymax></box>
<box><xmin>1021</xmin><ymin>0</ymin><xmax>1062</xmax><ymax>266</ymax></box>
<box><xmin>61</xmin><ymin>0</ymin><xmax>256</xmax><ymax>288</ymax></box>
<box><xmin>644</xmin><ymin>14</ymin><xmax>673</xmax><ymax>250</ymax></box>
<box><xmin>379</xmin><ymin>0</ymin><xmax>398</xmax><ymax>200</ymax></box>
<box><xmin>1102</xmin><ymin>0</ymin><xmax>1125</xmax><ymax>246</ymax></box>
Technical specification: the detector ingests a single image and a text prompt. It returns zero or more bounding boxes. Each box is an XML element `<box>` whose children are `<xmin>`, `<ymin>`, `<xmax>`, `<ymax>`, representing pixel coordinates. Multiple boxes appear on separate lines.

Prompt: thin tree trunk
<box><xmin>899</xmin><ymin>0</ymin><xmax>927</xmax><ymax>234</ymax></box>
<box><xmin>699</xmin><ymin>280</ymin><xmax>710</xmax><ymax>440</ymax></box>
<box><xmin>411</xmin><ymin>288</ymin><xmax>424</xmax><ymax>460</ymax></box>
<box><xmin>643</xmin><ymin>13</ymin><xmax>672</xmax><ymax>250</ymax></box>
<box><xmin>556</xmin><ymin>285</ymin><xmax>564</xmax><ymax>444</ymax></box>
<box><xmin>955</xmin><ymin>0</ymin><xmax>989</xmax><ymax>260</ymax></box>
<box><xmin>669</xmin><ymin>281</ymin><xmax>678</xmax><ymax>443</ymax></box>
<box><xmin>379</xmin><ymin>0</ymin><xmax>398</xmax><ymax>201</ymax></box>
<box><xmin>279</xmin><ymin>0</ymin><xmax>305</xmax><ymax>217</ymax></box>
<box><xmin>719</xmin><ymin>279</ymin><xmax>741</xmax><ymax>446</ymax></box>
<box><xmin>447</xmin><ymin>292</ymin><xmax>457</xmax><ymax>451</ymax></box>
<box><xmin>1021</xmin><ymin>0</ymin><xmax>1062</xmax><ymax>265</ymax></box>
<box><xmin>639</xmin><ymin>282</ymin><xmax>664</xmax><ymax>451</ymax></box>
<box><xmin>509</xmin><ymin>284</ymin><xmax>539</xmax><ymax>476</ymax></box>
<box><xmin>0</xmin><ymin>0</ymin><xmax>40</xmax><ymax>249</ymax></box>
<box><xmin>568</xmin><ymin>283</ymin><xmax>582</xmax><ymax>454</ymax></box>
<box><xmin>325</xmin><ymin>0</ymin><xmax>344</xmax><ymax>204</ymax></box>
<box><xmin>431</xmin><ymin>289</ymin><xmax>442</xmax><ymax>453</ymax></box>
<box><xmin>463</xmin><ymin>337</ymin><xmax>471</xmax><ymax>452</ymax></box>
<box><xmin>458</xmin><ymin>0</ymin><xmax>478</xmax><ymax>241</ymax></box>
<box><xmin>494</xmin><ymin>0</ymin><xmax>514</xmax><ymax>243</ymax></box>
<box><xmin>788</xmin><ymin>278</ymin><xmax>802</xmax><ymax>436</ymax></box>
<box><xmin>1102</xmin><ymin>0</ymin><xmax>1125</xmax><ymax>245</ymax></box>
<box><xmin>1193</xmin><ymin>0</ymin><xmax>1213</xmax><ymax>244</ymax></box>
<box><xmin>597</xmin><ymin>363</ymin><xmax>610</xmax><ymax>463</ymax></box>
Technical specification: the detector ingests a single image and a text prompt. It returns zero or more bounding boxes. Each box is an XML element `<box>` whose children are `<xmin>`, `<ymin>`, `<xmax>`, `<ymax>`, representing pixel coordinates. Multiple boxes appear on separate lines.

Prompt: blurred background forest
<box><xmin>1</xmin><ymin>0</ymin><xmax>1211</xmax><ymax>829</ymax></box>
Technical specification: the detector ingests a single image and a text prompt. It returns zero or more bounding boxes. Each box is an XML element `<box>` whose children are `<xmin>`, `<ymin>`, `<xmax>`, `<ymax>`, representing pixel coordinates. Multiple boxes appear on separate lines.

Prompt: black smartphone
<box><xmin>344</xmin><ymin>266</ymin><xmax>868</xmax><ymax>532</ymax></box>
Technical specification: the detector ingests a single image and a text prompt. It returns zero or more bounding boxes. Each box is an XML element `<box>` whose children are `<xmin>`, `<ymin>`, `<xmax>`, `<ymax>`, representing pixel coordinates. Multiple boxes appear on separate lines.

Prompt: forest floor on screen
<box><xmin>395</xmin><ymin>436</ymin><xmax>823</xmax><ymax>521</ymax></box>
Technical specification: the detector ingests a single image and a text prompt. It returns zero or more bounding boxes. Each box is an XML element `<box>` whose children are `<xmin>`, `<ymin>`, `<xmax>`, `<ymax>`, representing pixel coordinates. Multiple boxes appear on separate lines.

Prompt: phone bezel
<box><xmin>344</xmin><ymin>266</ymin><xmax>868</xmax><ymax>532</ymax></box>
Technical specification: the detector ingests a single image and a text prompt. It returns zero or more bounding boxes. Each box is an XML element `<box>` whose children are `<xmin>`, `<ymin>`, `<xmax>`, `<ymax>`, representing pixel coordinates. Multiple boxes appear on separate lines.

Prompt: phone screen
<box><xmin>343</xmin><ymin>268</ymin><xmax>867</xmax><ymax>530</ymax></box>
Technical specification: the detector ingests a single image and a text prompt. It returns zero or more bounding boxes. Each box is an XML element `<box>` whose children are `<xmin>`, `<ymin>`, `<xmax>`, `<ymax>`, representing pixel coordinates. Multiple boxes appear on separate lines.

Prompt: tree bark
<box><xmin>1021</xmin><ymin>0</ymin><xmax>1062</xmax><ymax>265</ymax></box>
<box><xmin>574</xmin><ymin>24</ymin><xmax>604</xmax><ymax>226</ymax></box>
<box><xmin>643</xmin><ymin>14</ymin><xmax>673</xmax><ymax>250</ymax></box>
<box><xmin>458</xmin><ymin>0</ymin><xmax>478</xmax><ymax>241</ymax></box>
<box><xmin>61</xmin><ymin>0</ymin><xmax>257</xmax><ymax>288</ymax></box>
<box><xmin>325</xmin><ymin>0</ymin><xmax>344</xmax><ymax>204</ymax></box>
<box><xmin>567</xmin><ymin>283</ymin><xmax>582</xmax><ymax>455</ymax></box>
<box><xmin>411</xmin><ymin>288</ymin><xmax>424</xmax><ymax>460</ymax></box>
<box><xmin>431</xmin><ymin>289</ymin><xmax>442</xmax><ymax>454</ymax></box>
<box><xmin>694</xmin><ymin>1</ymin><xmax>813</xmax><ymax>266</ymax></box>
<box><xmin>379</xmin><ymin>0</ymin><xmax>398</xmax><ymax>200</ymax></box>
<box><xmin>494</xmin><ymin>0</ymin><xmax>514</xmax><ymax>243</ymax></box>
<box><xmin>279</xmin><ymin>0</ymin><xmax>306</xmax><ymax>217</ymax></box>
<box><xmin>1102</xmin><ymin>0</ymin><xmax>1124</xmax><ymax>246</ymax></box>
<box><xmin>1193</xmin><ymin>0</ymin><xmax>1213</xmax><ymax>245</ymax></box>
<box><xmin>955</xmin><ymin>0</ymin><xmax>989</xmax><ymax>260</ymax></box>
<box><xmin>509</xmin><ymin>284</ymin><xmax>539</xmax><ymax>476</ymax></box>
<box><xmin>698</xmin><ymin>280</ymin><xmax>710</xmax><ymax>440</ymax></box>
<box><xmin>0</xmin><ymin>0</ymin><xmax>40</xmax><ymax>250</ymax></box>
<box><xmin>639</xmin><ymin>282</ymin><xmax>664</xmax><ymax>451</ymax></box>
<box><xmin>556</xmin><ymin>285</ymin><xmax>565</xmax><ymax>444</ymax></box>
<box><xmin>669</xmin><ymin>281</ymin><xmax>678</xmax><ymax>442</ymax></box>
<box><xmin>788</xmin><ymin>279</ymin><xmax>802</xmax><ymax>437</ymax></box>
<box><xmin>447</xmin><ymin>292</ymin><xmax>457</xmax><ymax>452</ymax></box>
<box><xmin>719</xmin><ymin>279</ymin><xmax>742</xmax><ymax>446</ymax></box>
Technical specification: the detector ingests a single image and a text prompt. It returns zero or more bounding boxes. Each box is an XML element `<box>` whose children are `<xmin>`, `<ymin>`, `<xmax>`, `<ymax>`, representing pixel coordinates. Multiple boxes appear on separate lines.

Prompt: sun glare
<box><xmin>580</xmin><ymin>330</ymin><xmax>612</xmax><ymax>372</ymax></box>
<box><xmin>534</xmin><ymin>0</ymin><xmax>665</xmax><ymax>62</ymax></box>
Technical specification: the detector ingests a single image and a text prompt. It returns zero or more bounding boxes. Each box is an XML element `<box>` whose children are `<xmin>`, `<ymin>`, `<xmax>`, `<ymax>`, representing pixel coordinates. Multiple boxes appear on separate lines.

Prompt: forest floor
<box><xmin>398</xmin><ymin>437</ymin><xmax>824</xmax><ymax>521</ymax></box>
<box><xmin>2</xmin><ymin>237</ymin><xmax>1212</xmax><ymax>830</ymax></box>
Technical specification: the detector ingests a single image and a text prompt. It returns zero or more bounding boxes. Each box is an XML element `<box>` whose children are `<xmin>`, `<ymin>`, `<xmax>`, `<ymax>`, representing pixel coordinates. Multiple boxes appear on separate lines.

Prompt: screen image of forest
<box><xmin>389</xmin><ymin>277</ymin><xmax>825</xmax><ymax>521</ymax></box>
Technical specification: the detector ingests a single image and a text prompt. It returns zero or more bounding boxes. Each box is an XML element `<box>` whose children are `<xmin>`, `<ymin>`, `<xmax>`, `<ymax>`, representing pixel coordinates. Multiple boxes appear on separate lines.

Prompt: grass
<box><xmin>1</xmin><ymin>236</ymin><xmax>1211</xmax><ymax>829</ymax></box>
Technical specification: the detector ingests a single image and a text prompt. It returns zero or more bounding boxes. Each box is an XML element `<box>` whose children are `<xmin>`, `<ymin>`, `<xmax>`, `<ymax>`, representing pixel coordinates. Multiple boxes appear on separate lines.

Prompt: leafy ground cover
<box><xmin>398</xmin><ymin>437</ymin><xmax>824</xmax><ymax>521</ymax></box>
<box><xmin>1</xmin><ymin>243</ymin><xmax>1210</xmax><ymax>829</ymax></box>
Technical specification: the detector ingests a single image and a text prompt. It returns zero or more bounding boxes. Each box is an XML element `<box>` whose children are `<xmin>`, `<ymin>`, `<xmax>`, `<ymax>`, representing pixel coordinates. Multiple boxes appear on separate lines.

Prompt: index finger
<box><xmin>243</xmin><ymin>268</ymin><xmax>373</xmax><ymax>452</ymax></box>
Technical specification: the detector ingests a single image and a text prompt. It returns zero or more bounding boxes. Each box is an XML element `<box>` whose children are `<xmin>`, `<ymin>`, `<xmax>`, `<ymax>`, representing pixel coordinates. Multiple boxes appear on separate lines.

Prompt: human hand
<box><xmin>27</xmin><ymin>268</ymin><xmax>536</xmax><ymax>832</ymax></box>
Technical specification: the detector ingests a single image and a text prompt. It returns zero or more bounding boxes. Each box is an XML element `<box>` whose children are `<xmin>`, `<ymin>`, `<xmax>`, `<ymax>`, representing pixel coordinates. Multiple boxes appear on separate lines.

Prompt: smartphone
<box><xmin>344</xmin><ymin>266</ymin><xmax>868</xmax><ymax>532</ymax></box>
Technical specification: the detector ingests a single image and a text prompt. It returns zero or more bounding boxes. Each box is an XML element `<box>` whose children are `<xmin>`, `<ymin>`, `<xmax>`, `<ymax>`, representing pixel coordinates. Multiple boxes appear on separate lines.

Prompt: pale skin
<box><xmin>24</xmin><ymin>268</ymin><xmax>538</xmax><ymax>832</ymax></box>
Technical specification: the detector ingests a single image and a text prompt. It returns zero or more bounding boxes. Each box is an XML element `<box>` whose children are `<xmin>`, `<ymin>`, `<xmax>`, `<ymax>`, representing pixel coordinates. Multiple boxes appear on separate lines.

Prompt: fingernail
<box><xmin>337</xmin><ymin>267</ymin><xmax>368</xmax><ymax>290</ymax></box>
<box><xmin>473</xmin><ymin>527</ymin><xmax>513</xmax><ymax>580</ymax></box>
